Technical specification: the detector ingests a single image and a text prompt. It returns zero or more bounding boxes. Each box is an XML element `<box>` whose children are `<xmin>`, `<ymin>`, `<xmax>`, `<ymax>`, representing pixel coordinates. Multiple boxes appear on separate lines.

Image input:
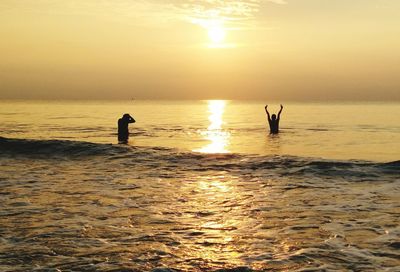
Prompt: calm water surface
<box><xmin>0</xmin><ymin>100</ymin><xmax>399</xmax><ymax>271</ymax></box>
<box><xmin>1</xmin><ymin>100</ymin><xmax>399</xmax><ymax>161</ymax></box>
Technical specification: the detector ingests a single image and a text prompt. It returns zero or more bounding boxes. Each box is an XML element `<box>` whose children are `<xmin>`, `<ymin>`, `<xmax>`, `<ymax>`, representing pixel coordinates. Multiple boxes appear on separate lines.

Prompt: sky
<box><xmin>0</xmin><ymin>0</ymin><xmax>399</xmax><ymax>101</ymax></box>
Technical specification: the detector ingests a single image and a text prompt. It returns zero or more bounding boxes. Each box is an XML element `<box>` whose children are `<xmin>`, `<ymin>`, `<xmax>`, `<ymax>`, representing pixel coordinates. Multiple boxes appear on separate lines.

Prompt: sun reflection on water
<box><xmin>196</xmin><ymin>100</ymin><xmax>230</xmax><ymax>153</ymax></box>
<box><xmin>176</xmin><ymin>174</ymin><xmax>245</xmax><ymax>269</ymax></box>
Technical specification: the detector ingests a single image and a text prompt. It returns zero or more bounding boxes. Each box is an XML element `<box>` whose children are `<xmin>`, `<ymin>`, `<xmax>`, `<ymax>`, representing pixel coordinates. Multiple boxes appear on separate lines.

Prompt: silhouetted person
<box><xmin>118</xmin><ymin>113</ymin><xmax>135</xmax><ymax>143</ymax></box>
<box><xmin>265</xmin><ymin>104</ymin><xmax>283</xmax><ymax>134</ymax></box>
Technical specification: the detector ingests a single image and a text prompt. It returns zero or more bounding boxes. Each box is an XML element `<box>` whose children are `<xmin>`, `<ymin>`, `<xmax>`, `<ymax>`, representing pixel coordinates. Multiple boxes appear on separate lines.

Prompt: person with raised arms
<box><xmin>265</xmin><ymin>104</ymin><xmax>283</xmax><ymax>134</ymax></box>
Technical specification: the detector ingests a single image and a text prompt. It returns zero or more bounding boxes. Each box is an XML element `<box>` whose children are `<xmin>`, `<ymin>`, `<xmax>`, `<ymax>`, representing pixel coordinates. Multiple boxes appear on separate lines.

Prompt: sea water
<box><xmin>0</xmin><ymin>100</ymin><xmax>399</xmax><ymax>271</ymax></box>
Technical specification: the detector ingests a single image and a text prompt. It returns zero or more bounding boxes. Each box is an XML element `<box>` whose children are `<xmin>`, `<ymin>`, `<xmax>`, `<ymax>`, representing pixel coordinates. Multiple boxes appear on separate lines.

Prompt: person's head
<box><xmin>271</xmin><ymin>114</ymin><xmax>276</xmax><ymax>120</ymax></box>
<box><xmin>122</xmin><ymin>113</ymin><xmax>131</xmax><ymax>120</ymax></box>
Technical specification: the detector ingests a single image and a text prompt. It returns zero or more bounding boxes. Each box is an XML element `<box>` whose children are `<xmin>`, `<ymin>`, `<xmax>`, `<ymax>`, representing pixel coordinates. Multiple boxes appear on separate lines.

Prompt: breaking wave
<box><xmin>1</xmin><ymin>137</ymin><xmax>398</xmax><ymax>179</ymax></box>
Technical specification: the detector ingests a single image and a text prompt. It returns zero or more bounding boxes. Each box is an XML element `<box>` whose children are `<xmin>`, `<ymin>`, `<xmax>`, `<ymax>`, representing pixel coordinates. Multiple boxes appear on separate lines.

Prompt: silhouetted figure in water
<box><xmin>265</xmin><ymin>104</ymin><xmax>283</xmax><ymax>134</ymax></box>
<box><xmin>118</xmin><ymin>113</ymin><xmax>135</xmax><ymax>143</ymax></box>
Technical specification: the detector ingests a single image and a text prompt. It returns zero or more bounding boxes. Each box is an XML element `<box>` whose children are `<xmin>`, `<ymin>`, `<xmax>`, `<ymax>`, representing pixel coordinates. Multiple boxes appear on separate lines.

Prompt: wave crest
<box><xmin>0</xmin><ymin>137</ymin><xmax>398</xmax><ymax>178</ymax></box>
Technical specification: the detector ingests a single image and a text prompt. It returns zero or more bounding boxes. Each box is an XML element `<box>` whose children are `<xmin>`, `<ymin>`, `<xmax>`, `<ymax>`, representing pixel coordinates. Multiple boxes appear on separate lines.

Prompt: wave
<box><xmin>1</xmin><ymin>137</ymin><xmax>398</xmax><ymax>178</ymax></box>
<box><xmin>0</xmin><ymin>136</ymin><xmax>128</xmax><ymax>157</ymax></box>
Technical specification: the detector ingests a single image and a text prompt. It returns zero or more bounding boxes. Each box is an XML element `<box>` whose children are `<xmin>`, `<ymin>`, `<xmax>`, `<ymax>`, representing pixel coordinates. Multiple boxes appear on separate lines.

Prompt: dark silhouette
<box><xmin>118</xmin><ymin>113</ymin><xmax>135</xmax><ymax>143</ymax></box>
<box><xmin>265</xmin><ymin>104</ymin><xmax>283</xmax><ymax>134</ymax></box>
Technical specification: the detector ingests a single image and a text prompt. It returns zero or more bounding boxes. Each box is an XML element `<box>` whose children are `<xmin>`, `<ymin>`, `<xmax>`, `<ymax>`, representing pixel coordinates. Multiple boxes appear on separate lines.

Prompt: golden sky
<box><xmin>1</xmin><ymin>0</ymin><xmax>399</xmax><ymax>100</ymax></box>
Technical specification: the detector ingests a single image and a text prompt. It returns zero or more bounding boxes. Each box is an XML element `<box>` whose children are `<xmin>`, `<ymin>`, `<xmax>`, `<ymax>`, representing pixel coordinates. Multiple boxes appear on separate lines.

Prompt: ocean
<box><xmin>0</xmin><ymin>100</ymin><xmax>399</xmax><ymax>271</ymax></box>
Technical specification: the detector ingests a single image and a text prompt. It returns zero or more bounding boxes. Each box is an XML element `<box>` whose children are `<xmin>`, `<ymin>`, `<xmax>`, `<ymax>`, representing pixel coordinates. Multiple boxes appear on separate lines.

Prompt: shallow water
<box><xmin>1</xmin><ymin>100</ymin><xmax>399</xmax><ymax>161</ymax></box>
<box><xmin>0</xmin><ymin>101</ymin><xmax>399</xmax><ymax>271</ymax></box>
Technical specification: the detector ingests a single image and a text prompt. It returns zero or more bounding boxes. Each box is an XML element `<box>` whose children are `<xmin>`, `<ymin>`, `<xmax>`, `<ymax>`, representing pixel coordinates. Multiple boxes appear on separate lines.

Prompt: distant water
<box><xmin>0</xmin><ymin>100</ymin><xmax>399</xmax><ymax>271</ymax></box>
<box><xmin>1</xmin><ymin>100</ymin><xmax>399</xmax><ymax>161</ymax></box>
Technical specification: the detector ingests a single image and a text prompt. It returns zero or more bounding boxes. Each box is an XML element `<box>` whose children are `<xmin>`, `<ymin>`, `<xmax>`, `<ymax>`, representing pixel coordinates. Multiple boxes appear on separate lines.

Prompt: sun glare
<box><xmin>208</xmin><ymin>26</ymin><xmax>226</xmax><ymax>44</ymax></box>
<box><xmin>190</xmin><ymin>18</ymin><xmax>230</xmax><ymax>48</ymax></box>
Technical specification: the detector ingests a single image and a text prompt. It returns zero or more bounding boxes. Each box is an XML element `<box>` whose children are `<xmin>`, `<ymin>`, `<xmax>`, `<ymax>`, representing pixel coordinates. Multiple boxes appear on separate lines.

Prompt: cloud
<box><xmin>160</xmin><ymin>1</ymin><xmax>264</xmax><ymax>30</ymax></box>
<box><xmin>151</xmin><ymin>1</ymin><xmax>287</xmax><ymax>29</ymax></box>
<box><xmin>266</xmin><ymin>0</ymin><xmax>287</xmax><ymax>4</ymax></box>
<box><xmin>0</xmin><ymin>0</ymin><xmax>286</xmax><ymax>28</ymax></box>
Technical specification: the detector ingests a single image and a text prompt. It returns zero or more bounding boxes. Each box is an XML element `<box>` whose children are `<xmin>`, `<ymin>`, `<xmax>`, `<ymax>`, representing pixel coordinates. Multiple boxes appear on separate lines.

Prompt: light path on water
<box><xmin>0</xmin><ymin>100</ymin><xmax>399</xmax><ymax>161</ymax></box>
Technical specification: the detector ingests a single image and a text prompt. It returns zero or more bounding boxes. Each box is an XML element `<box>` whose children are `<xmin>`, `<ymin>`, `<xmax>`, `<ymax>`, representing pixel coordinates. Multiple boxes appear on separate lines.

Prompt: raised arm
<box><xmin>128</xmin><ymin>114</ymin><xmax>136</xmax><ymax>123</ymax></box>
<box><xmin>277</xmin><ymin>104</ymin><xmax>283</xmax><ymax>119</ymax></box>
<box><xmin>265</xmin><ymin>105</ymin><xmax>271</xmax><ymax>121</ymax></box>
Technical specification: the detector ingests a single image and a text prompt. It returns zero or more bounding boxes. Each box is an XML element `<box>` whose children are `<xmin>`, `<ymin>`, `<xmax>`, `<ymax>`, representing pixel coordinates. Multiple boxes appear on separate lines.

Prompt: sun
<box><xmin>207</xmin><ymin>26</ymin><xmax>226</xmax><ymax>44</ymax></box>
